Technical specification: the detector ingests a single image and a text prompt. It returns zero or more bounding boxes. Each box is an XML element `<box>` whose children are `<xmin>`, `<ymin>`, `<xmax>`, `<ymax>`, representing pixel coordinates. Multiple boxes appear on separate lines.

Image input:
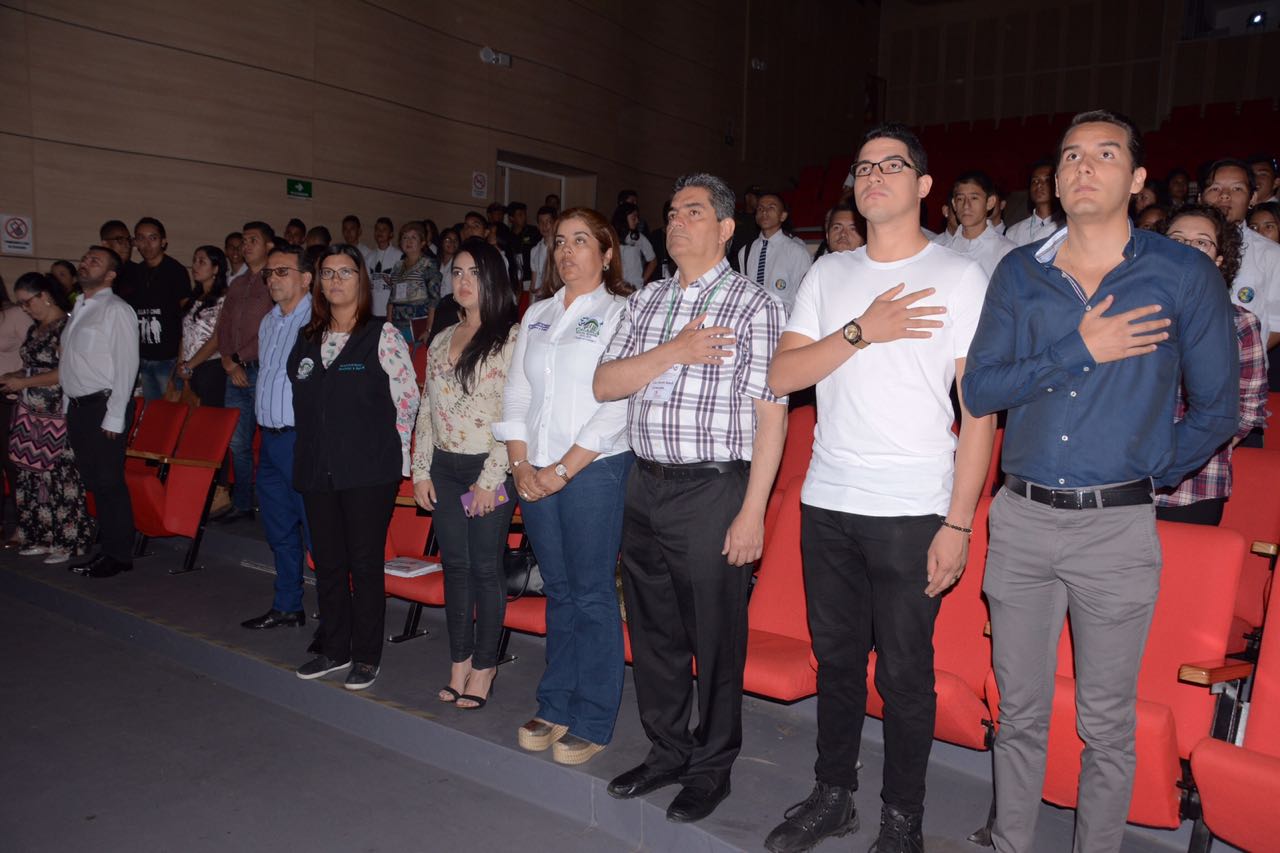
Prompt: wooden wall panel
<box><xmin>0</xmin><ymin>8</ymin><xmax>32</xmax><ymax>136</ymax></box>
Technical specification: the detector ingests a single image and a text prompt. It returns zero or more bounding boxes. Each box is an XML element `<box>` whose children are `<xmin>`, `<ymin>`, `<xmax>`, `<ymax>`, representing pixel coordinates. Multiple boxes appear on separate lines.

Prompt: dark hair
<box><xmin>1251</xmin><ymin>201</ymin><xmax>1280</xmax><ymax>222</ymax></box>
<box><xmin>1246</xmin><ymin>154</ymin><xmax>1276</xmax><ymax>172</ymax></box>
<box><xmin>437</xmin><ymin>227</ymin><xmax>460</xmax><ymax>256</ymax></box>
<box><xmin>224</xmin><ymin>231</ymin><xmax>243</xmax><ymax>246</ymax></box>
<box><xmin>14</xmin><ymin>272</ymin><xmax>73</xmax><ymax>314</ymax></box>
<box><xmin>617</xmin><ymin>189</ymin><xmax>638</xmax><ymax>205</ymax></box>
<box><xmin>303</xmin><ymin>244</ymin><xmax>327</xmax><ymax>273</ymax></box>
<box><xmin>51</xmin><ymin>259</ymin><xmax>78</xmax><ymax>284</ymax></box>
<box><xmin>192</xmin><ymin>245</ymin><xmax>230</xmax><ymax>314</ymax></box>
<box><xmin>242</xmin><ymin>220</ymin><xmax>276</xmax><ymax>244</ymax></box>
<box><xmin>305</xmin><ymin>225</ymin><xmax>331</xmax><ymax>245</ymax></box>
<box><xmin>815</xmin><ymin>202</ymin><xmax>862</xmax><ymax>258</ymax></box>
<box><xmin>507</xmin><ymin>202</ymin><xmax>527</xmax><ymax>214</ymax></box>
<box><xmin>862</xmin><ymin>122</ymin><xmax>929</xmax><ymax>175</ymax></box>
<box><xmin>464</xmin><ymin>211</ymin><xmax>487</xmax><ymax>226</ymax></box>
<box><xmin>671</xmin><ymin>173</ymin><xmax>736</xmax><ymax>222</ymax></box>
<box><xmin>536</xmin><ymin>205</ymin><xmax>557</xmax><ymax>220</ymax></box>
<box><xmin>302</xmin><ymin>244</ymin><xmax>372</xmax><ymax>341</ymax></box>
<box><xmin>423</xmin><ymin>219</ymin><xmax>439</xmax><ymax>244</ymax></box>
<box><xmin>541</xmin><ymin>208</ymin><xmax>633</xmax><ymax>301</ymax></box>
<box><xmin>87</xmin><ymin>244</ymin><xmax>121</xmax><ymax>275</ymax></box>
<box><xmin>1057</xmin><ymin>109</ymin><xmax>1144</xmax><ymax>169</ymax></box>
<box><xmin>375</xmin><ymin>216</ymin><xmax>394</xmax><ymax>231</ymax></box>
<box><xmin>134</xmin><ymin>216</ymin><xmax>167</xmax><ymax>239</ymax></box>
<box><xmin>953</xmin><ymin>170</ymin><xmax>995</xmax><ymax>196</ymax></box>
<box><xmin>1204</xmin><ymin>158</ymin><xmax>1257</xmax><ymax>194</ymax></box>
<box><xmin>1158</xmin><ymin>203</ymin><xmax>1243</xmax><ymax>287</ymax></box>
<box><xmin>611</xmin><ymin>203</ymin><xmax>641</xmax><ymax>241</ymax></box>
<box><xmin>342</xmin><ymin>214</ymin><xmax>361</xmax><ymax>227</ymax></box>
<box><xmin>267</xmin><ymin>242</ymin><xmax>312</xmax><ymax>276</ymax></box>
<box><xmin>451</xmin><ymin>238</ymin><xmax>517</xmax><ymax>394</ymax></box>
<box><xmin>285</xmin><ymin>217</ymin><xmax>306</xmax><ymax>233</ymax></box>
<box><xmin>99</xmin><ymin>219</ymin><xmax>129</xmax><ymax>240</ymax></box>
<box><xmin>1167</xmin><ymin>167</ymin><xmax>1190</xmax><ymax>182</ymax></box>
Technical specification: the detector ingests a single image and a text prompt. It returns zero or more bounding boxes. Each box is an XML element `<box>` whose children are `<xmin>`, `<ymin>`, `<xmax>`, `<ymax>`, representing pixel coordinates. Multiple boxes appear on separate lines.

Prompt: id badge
<box><xmin>393</xmin><ymin>281</ymin><xmax>409</xmax><ymax>302</ymax></box>
<box><xmin>642</xmin><ymin>365</ymin><xmax>682</xmax><ymax>403</ymax></box>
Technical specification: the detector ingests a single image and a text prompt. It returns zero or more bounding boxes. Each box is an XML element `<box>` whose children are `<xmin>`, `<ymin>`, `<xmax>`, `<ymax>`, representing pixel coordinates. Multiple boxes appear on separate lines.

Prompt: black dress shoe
<box><xmin>87</xmin><ymin>558</ymin><xmax>133</xmax><ymax>578</ymax></box>
<box><xmin>69</xmin><ymin>553</ymin><xmax>108</xmax><ymax>575</ymax></box>
<box><xmin>215</xmin><ymin>508</ymin><xmax>255</xmax><ymax>525</ymax></box>
<box><xmin>764</xmin><ymin>782</ymin><xmax>858</xmax><ymax>852</ymax></box>
<box><xmin>241</xmin><ymin>609</ymin><xmax>306</xmax><ymax>629</ymax></box>
<box><xmin>666</xmin><ymin>781</ymin><xmax>731</xmax><ymax>823</ymax></box>
<box><xmin>606</xmin><ymin>763</ymin><xmax>685</xmax><ymax>800</ymax></box>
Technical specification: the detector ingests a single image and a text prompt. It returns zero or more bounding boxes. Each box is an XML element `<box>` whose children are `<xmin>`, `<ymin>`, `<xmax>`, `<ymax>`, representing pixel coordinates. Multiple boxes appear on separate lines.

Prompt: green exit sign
<box><xmin>286</xmin><ymin>178</ymin><xmax>313</xmax><ymax>199</ymax></box>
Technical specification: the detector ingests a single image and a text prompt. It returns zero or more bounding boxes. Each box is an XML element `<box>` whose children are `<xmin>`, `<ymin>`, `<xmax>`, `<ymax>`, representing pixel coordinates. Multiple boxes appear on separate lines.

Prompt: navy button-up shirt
<box><xmin>962</xmin><ymin>226</ymin><xmax>1238</xmax><ymax>489</ymax></box>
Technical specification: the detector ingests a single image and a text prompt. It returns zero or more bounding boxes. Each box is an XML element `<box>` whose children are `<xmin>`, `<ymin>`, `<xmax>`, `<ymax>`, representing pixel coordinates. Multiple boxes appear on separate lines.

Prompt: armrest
<box><xmin>125</xmin><ymin>449</ymin><xmax>168</xmax><ymax>463</ymax></box>
<box><xmin>1178</xmin><ymin>658</ymin><xmax>1255</xmax><ymax>686</ymax></box>
<box><xmin>1251</xmin><ymin>540</ymin><xmax>1278</xmax><ymax>558</ymax></box>
<box><xmin>395</xmin><ymin>494</ymin><xmax>416</xmax><ymax>507</ymax></box>
<box><xmin>165</xmin><ymin>456</ymin><xmax>222</xmax><ymax>470</ymax></box>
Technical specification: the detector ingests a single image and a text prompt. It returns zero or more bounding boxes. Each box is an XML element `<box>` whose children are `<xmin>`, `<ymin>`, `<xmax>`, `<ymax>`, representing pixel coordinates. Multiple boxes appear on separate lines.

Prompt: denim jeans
<box><xmin>138</xmin><ymin>358</ymin><xmax>176</xmax><ymax>401</ymax></box>
<box><xmin>519</xmin><ymin>452</ymin><xmax>631</xmax><ymax>745</ymax></box>
<box><xmin>258</xmin><ymin>430</ymin><xmax>309</xmax><ymax>614</ymax></box>
<box><xmin>224</xmin><ymin>365</ymin><xmax>258</xmax><ymax>512</ymax></box>
<box><xmin>430</xmin><ymin>450</ymin><xmax>516</xmax><ymax>669</ymax></box>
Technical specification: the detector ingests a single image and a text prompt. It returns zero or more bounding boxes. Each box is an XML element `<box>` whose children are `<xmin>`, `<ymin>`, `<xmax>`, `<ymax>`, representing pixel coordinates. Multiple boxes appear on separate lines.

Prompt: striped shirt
<box><xmin>256</xmin><ymin>293</ymin><xmax>312</xmax><ymax>429</ymax></box>
<box><xmin>599</xmin><ymin>259</ymin><xmax>785</xmax><ymax>464</ymax></box>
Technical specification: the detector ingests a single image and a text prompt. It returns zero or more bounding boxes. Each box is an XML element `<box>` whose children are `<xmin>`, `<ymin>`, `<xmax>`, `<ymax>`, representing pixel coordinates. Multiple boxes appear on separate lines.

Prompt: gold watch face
<box><xmin>843</xmin><ymin>322</ymin><xmax>861</xmax><ymax>345</ymax></box>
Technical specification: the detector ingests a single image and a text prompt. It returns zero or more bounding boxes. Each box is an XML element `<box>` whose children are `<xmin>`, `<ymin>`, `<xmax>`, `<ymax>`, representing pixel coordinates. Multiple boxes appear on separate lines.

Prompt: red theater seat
<box><xmin>125</xmin><ymin>406</ymin><xmax>238</xmax><ymax>574</ymax></box>
<box><xmin>1191</xmin><ymin>577</ymin><xmax>1280</xmax><ymax>852</ymax></box>
<box><xmin>985</xmin><ymin>521</ymin><xmax>1245</xmax><ymax>828</ymax></box>
<box><xmin>743</xmin><ymin>476</ymin><xmax>817</xmax><ymax>701</ymax></box>
<box><xmin>1220</xmin><ymin>447</ymin><xmax>1280</xmax><ymax>652</ymax></box>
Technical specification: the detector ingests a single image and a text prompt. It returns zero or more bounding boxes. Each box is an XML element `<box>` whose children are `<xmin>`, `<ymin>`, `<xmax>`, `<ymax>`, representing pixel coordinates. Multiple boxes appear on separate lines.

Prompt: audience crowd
<box><xmin>3</xmin><ymin>110</ymin><xmax>1278</xmax><ymax>853</ymax></box>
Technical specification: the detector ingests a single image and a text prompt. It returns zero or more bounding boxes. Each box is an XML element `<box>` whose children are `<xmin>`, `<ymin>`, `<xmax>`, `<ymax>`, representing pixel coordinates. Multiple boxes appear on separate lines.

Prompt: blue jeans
<box><xmin>520</xmin><ymin>452</ymin><xmax>632</xmax><ymax>744</ymax></box>
<box><xmin>258</xmin><ymin>430</ymin><xmax>309</xmax><ymax>613</ymax></box>
<box><xmin>138</xmin><ymin>358</ymin><xmax>176</xmax><ymax>401</ymax></box>
<box><xmin>224</xmin><ymin>365</ymin><xmax>258</xmax><ymax>512</ymax></box>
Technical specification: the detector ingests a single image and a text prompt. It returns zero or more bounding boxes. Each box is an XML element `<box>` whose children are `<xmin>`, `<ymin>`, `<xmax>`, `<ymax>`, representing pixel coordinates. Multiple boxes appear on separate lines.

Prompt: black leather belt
<box><xmin>1004</xmin><ymin>475</ymin><xmax>1152</xmax><ymax>510</ymax></box>
<box><xmin>260</xmin><ymin>426</ymin><xmax>294</xmax><ymax>434</ymax></box>
<box><xmin>69</xmin><ymin>389</ymin><xmax>111</xmax><ymax>406</ymax></box>
<box><xmin>636</xmin><ymin>458</ymin><xmax>748</xmax><ymax>481</ymax></box>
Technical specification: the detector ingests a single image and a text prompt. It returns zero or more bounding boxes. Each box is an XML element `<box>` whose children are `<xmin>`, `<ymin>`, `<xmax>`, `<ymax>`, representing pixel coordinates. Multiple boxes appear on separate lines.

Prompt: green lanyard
<box><xmin>659</xmin><ymin>269</ymin><xmax>731</xmax><ymax>343</ymax></box>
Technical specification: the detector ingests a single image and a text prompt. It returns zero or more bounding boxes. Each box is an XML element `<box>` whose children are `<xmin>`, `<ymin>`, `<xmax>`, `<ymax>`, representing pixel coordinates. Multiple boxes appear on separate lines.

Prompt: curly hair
<box><xmin>1157</xmin><ymin>203</ymin><xmax>1242</xmax><ymax>287</ymax></box>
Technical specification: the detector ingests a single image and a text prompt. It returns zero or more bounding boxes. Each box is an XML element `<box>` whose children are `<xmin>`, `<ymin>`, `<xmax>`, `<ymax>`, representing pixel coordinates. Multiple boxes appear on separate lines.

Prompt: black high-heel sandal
<box><xmin>438</xmin><ymin>686</ymin><xmax>461</xmax><ymax>704</ymax></box>
<box><xmin>457</xmin><ymin>669</ymin><xmax>497</xmax><ymax>710</ymax></box>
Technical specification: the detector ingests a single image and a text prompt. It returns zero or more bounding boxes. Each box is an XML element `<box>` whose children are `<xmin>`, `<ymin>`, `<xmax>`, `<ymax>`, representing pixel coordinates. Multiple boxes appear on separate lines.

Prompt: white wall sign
<box><xmin>471</xmin><ymin>171</ymin><xmax>489</xmax><ymax>199</ymax></box>
<box><xmin>1</xmin><ymin>214</ymin><xmax>33</xmax><ymax>256</ymax></box>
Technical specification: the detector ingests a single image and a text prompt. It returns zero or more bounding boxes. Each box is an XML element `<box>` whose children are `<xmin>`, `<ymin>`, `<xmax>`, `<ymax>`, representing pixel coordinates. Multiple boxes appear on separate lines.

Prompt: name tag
<box><xmin>642</xmin><ymin>365</ymin><xmax>682</xmax><ymax>403</ymax></box>
<box><xmin>338</xmin><ymin>363</ymin><xmax>365</xmax><ymax>373</ymax></box>
<box><xmin>393</xmin><ymin>281</ymin><xmax>409</xmax><ymax>302</ymax></box>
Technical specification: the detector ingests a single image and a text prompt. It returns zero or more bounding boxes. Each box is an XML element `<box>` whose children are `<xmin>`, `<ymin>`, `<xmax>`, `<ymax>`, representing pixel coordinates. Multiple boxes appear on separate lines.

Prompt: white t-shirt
<box><xmin>365</xmin><ymin>245</ymin><xmax>404</xmax><ymax>317</ymax></box>
<box><xmin>619</xmin><ymin>233</ymin><xmax>655</xmax><ymax>289</ymax></box>
<box><xmin>785</xmin><ymin>243</ymin><xmax>989</xmax><ymax>516</ymax></box>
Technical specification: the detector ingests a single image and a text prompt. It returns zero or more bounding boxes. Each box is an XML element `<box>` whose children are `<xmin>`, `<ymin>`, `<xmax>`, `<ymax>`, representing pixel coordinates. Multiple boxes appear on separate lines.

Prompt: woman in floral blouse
<box><xmin>288</xmin><ymin>244</ymin><xmax>420</xmax><ymax>691</ymax></box>
<box><xmin>0</xmin><ymin>273</ymin><xmax>92</xmax><ymax>563</ymax></box>
<box><xmin>387</xmin><ymin>220</ymin><xmax>442</xmax><ymax>346</ymax></box>
<box><xmin>176</xmin><ymin>245</ymin><xmax>229</xmax><ymax>406</ymax></box>
<box><xmin>413</xmin><ymin>238</ymin><xmax>519</xmax><ymax>709</ymax></box>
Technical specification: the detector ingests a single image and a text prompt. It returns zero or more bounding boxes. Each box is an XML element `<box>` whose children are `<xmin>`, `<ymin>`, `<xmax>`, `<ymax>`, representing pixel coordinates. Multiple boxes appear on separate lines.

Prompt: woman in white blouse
<box><xmin>176</xmin><ymin>245</ymin><xmax>229</xmax><ymax>406</ymax></box>
<box><xmin>413</xmin><ymin>238</ymin><xmax>519</xmax><ymax>709</ymax></box>
<box><xmin>287</xmin><ymin>244</ymin><xmax>420</xmax><ymax>691</ymax></box>
<box><xmin>494</xmin><ymin>208</ymin><xmax>634</xmax><ymax>765</ymax></box>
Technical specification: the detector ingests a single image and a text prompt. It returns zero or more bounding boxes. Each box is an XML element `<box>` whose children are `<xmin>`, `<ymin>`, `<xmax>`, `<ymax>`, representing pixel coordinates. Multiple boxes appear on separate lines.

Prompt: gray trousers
<box><xmin>984</xmin><ymin>486</ymin><xmax>1161</xmax><ymax>853</ymax></box>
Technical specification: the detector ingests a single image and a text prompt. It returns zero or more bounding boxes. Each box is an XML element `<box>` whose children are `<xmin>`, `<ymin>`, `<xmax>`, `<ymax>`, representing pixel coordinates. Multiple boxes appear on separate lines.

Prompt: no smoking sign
<box><xmin>0</xmin><ymin>214</ymin><xmax>32</xmax><ymax>256</ymax></box>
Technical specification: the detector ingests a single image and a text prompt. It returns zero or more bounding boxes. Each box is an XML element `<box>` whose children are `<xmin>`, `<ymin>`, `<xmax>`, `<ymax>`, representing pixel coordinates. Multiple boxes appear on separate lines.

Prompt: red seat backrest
<box><xmin>1265</xmin><ymin>391</ymin><xmax>1278</xmax><ymax>448</ymax></box>
<box><xmin>775</xmin><ymin>405</ymin><xmax>815</xmax><ymax>490</ymax></box>
<box><xmin>386</xmin><ymin>505</ymin><xmax>433</xmax><ymax>561</ymax></box>
<box><xmin>130</xmin><ymin>399</ymin><xmax>188</xmax><ymax>456</ymax></box>
<box><xmin>1246</xmin><ymin>577</ymin><xmax>1280</xmax><ymax>757</ymax></box>
<box><xmin>1220</xmin><ymin>447</ymin><xmax>1280</xmax><ymax>628</ymax></box>
<box><xmin>749</xmin><ymin>476</ymin><xmax>810</xmax><ymax>643</ymax></box>
<box><xmin>172</xmin><ymin>406</ymin><xmax>239</xmax><ymax>463</ymax></box>
<box><xmin>161</xmin><ymin>407</ymin><xmax>239</xmax><ymax>536</ymax></box>
<box><xmin>932</xmin><ymin>496</ymin><xmax>993</xmax><ymax>696</ymax></box>
<box><xmin>411</xmin><ymin>345</ymin><xmax>428</xmax><ymax>389</ymax></box>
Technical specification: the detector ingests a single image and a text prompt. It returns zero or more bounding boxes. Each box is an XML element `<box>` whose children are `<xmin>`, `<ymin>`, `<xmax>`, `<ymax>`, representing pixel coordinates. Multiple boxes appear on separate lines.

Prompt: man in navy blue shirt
<box><xmin>963</xmin><ymin>110</ymin><xmax>1238</xmax><ymax>853</ymax></box>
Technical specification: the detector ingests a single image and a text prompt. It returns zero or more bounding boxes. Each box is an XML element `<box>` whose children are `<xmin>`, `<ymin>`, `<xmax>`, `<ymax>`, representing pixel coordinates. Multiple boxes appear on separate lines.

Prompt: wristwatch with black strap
<box><xmin>842</xmin><ymin>318</ymin><xmax>870</xmax><ymax>349</ymax></box>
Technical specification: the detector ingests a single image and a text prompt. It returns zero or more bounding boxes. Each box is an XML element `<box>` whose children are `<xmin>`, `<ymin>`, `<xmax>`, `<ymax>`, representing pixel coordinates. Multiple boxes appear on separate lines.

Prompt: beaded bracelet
<box><xmin>940</xmin><ymin>520</ymin><xmax>973</xmax><ymax>535</ymax></box>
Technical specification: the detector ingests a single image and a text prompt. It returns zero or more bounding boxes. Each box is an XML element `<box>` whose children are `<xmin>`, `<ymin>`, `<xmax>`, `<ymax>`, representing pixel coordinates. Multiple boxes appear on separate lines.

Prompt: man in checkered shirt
<box><xmin>593</xmin><ymin>172</ymin><xmax>787</xmax><ymax>824</ymax></box>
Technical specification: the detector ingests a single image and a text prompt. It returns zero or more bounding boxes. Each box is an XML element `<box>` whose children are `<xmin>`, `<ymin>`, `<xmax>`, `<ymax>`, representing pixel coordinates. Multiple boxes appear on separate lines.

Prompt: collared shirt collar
<box><xmin>1035</xmin><ymin>222</ymin><xmax>1137</xmax><ymax>267</ymax></box>
<box><xmin>675</xmin><ymin>258</ymin><xmax>731</xmax><ymax>293</ymax></box>
<box><xmin>271</xmin><ymin>292</ymin><xmax>312</xmax><ymax>319</ymax></box>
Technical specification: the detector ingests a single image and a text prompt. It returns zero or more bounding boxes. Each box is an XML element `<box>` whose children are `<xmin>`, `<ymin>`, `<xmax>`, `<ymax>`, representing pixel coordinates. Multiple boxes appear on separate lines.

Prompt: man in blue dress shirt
<box><xmin>963</xmin><ymin>110</ymin><xmax>1239</xmax><ymax>853</ymax></box>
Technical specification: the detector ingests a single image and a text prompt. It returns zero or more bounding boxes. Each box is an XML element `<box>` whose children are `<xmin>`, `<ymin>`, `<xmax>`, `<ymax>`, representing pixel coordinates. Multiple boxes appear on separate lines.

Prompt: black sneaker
<box><xmin>295</xmin><ymin>655</ymin><xmax>351</xmax><ymax>680</ymax></box>
<box><xmin>764</xmin><ymin>782</ymin><xmax>858</xmax><ymax>853</ymax></box>
<box><xmin>868</xmin><ymin>804</ymin><xmax>924</xmax><ymax>853</ymax></box>
<box><xmin>344</xmin><ymin>663</ymin><xmax>379</xmax><ymax>691</ymax></box>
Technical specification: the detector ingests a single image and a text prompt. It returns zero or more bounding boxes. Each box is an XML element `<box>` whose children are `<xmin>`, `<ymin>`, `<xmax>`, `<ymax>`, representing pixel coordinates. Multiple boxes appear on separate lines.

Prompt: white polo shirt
<box><xmin>937</xmin><ymin>225</ymin><xmax>1017</xmax><ymax>278</ymax></box>
<box><xmin>785</xmin><ymin>243</ymin><xmax>988</xmax><ymax>516</ymax></box>
<box><xmin>1005</xmin><ymin>212</ymin><xmax>1059</xmax><ymax>247</ymax></box>
<box><xmin>1234</xmin><ymin>224</ymin><xmax>1280</xmax><ymax>341</ymax></box>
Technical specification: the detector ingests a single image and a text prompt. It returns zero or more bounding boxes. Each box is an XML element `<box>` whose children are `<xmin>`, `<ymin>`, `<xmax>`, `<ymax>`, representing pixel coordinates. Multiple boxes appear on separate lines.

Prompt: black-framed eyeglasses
<box><xmin>1168</xmin><ymin>235</ymin><xmax>1217</xmax><ymax>253</ymax></box>
<box><xmin>850</xmin><ymin>156</ymin><xmax>922</xmax><ymax>179</ymax></box>
<box><xmin>262</xmin><ymin>266</ymin><xmax>303</xmax><ymax>279</ymax></box>
<box><xmin>319</xmin><ymin>268</ymin><xmax>359</xmax><ymax>281</ymax></box>
<box><xmin>15</xmin><ymin>295</ymin><xmax>39</xmax><ymax>309</ymax></box>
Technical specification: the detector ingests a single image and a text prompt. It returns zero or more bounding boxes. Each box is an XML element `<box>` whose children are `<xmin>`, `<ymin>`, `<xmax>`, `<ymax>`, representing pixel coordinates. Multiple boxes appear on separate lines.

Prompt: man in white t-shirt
<box><xmin>365</xmin><ymin>216</ymin><xmax>404</xmax><ymax>319</ymax></box>
<box><xmin>737</xmin><ymin>192</ymin><xmax>812</xmax><ymax>315</ymax></box>
<box><xmin>762</xmin><ymin>123</ymin><xmax>996</xmax><ymax>853</ymax></box>
<box><xmin>938</xmin><ymin>171</ymin><xmax>1017</xmax><ymax>278</ymax></box>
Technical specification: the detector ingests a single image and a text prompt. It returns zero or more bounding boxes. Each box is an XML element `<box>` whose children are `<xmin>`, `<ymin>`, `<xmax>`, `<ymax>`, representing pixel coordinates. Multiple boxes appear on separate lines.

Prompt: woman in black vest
<box><xmin>289</xmin><ymin>244</ymin><xmax>420</xmax><ymax>691</ymax></box>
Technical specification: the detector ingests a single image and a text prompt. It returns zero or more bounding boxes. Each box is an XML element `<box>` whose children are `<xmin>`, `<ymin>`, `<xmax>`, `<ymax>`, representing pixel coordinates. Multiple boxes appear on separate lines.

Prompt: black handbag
<box><xmin>504</xmin><ymin>541</ymin><xmax>543</xmax><ymax>598</ymax></box>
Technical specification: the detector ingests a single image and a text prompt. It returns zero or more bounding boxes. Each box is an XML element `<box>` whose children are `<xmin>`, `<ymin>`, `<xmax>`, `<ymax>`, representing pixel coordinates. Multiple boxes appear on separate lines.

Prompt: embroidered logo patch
<box><xmin>575</xmin><ymin>317</ymin><xmax>602</xmax><ymax>341</ymax></box>
<box><xmin>529</xmin><ymin>321</ymin><xmax>551</xmax><ymax>332</ymax></box>
<box><xmin>296</xmin><ymin>357</ymin><xmax>314</xmax><ymax>380</ymax></box>
<box><xmin>774</xmin><ymin>279</ymin><xmax>787</xmax><ymax>291</ymax></box>
<box><xmin>338</xmin><ymin>363</ymin><xmax>365</xmax><ymax>372</ymax></box>
<box><xmin>1236</xmin><ymin>286</ymin><xmax>1256</xmax><ymax>304</ymax></box>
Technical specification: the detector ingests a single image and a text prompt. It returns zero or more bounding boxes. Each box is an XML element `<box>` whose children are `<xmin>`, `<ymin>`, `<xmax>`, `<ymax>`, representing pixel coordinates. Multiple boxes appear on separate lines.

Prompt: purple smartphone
<box><xmin>460</xmin><ymin>483</ymin><xmax>510</xmax><ymax>514</ymax></box>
